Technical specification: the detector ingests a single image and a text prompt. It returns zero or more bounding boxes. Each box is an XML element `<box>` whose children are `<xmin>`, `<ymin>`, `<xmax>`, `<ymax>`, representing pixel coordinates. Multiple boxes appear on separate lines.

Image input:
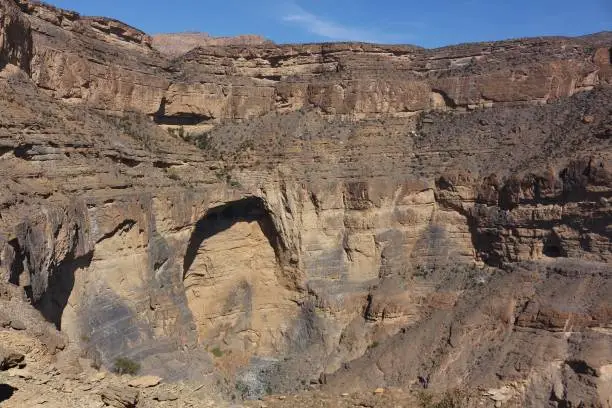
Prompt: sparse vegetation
<box><xmin>211</xmin><ymin>346</ymin><xmax>223</xmax><ymax>358</ymax></box>
<box><xmin>417</xmin><ymin>389</ymin><xmax>470</xmax><ymax>408</ymax></box>
<box><xmin>165</xmin><ymin>168</ymin><xmax>181</xmax><ymax>181</ymax></box>
<box><xmin>114</xmin><ymin>113</ymin><xmax>153</xmax><ymax>150</ymax></box>
<box><xmin>113</xmin><ymin>357</ymin><xmax>140</xmax><ymax>375</ymax></box>
<box><xmin>234</xmin><ymin>381</ymin><xmax>250</xmax><ymax>399</ymax></box>
<box><xmin>167</xmin><ymin>126</ymin><xmax>186</xmax><ymax>139</ymax></box>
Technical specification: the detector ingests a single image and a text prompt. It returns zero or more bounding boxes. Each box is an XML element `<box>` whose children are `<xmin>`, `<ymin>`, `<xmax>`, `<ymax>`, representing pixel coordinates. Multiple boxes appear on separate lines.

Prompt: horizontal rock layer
<box><xmin>14</xmin><ymin>1</ymin><xmax>612</xmax><ymax>123</ymax></box>
<box><xmin>0</xmin><ymin>2</ymin><xmax>610</xmax><ymax>406</ymax></box>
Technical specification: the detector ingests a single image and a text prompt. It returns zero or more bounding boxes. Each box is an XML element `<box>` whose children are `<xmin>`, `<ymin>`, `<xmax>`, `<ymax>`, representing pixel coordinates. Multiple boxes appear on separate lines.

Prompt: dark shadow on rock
<box><xmin>0</xmin><ymin>384</ymin><xmax>17</xmax><ymax>402</ymax></box>
<box><xmin>6</xmin><ymin>239</ymin><xmax>24</xmax><ymax>286</ymax></box>
<box><xmin>81</xmin><ymin>287</ymin><xmax>148</xmax><ymax>368</ymax></box>
<box><xmin>183</xmin><ymin>197</ymin><xmax>283</xmax><ymax>279</ymax></box>
<box><xmin>35</xmin><ymin>251</ymin><xmax>93</xmax><ymax>330</ymax></box>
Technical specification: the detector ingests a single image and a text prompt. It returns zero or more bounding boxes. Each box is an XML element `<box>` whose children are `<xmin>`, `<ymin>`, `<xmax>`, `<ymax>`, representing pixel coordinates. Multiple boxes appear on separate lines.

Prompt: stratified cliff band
<box><xmin>0</xmin><ymin>0</ymin><xmax>610</xmax><ymax>407</ymax></box>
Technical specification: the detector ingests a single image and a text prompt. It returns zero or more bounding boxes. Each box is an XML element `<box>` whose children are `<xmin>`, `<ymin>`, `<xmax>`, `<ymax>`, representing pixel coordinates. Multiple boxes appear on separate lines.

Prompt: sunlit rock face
<box><xmin>182</xmin><ymin>199</ymin><xmax>300</xmax><ymax>356</ymax></box>
<box><xmin>0</xmin><ymin>2</ymin><xmax>610</xmax><ymax>406</ymax></box>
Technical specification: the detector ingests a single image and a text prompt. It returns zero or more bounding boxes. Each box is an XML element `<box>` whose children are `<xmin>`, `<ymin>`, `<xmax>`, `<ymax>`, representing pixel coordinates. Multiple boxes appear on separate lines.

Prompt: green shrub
<box><xmin>113</xmin><ymin>357</ymin><xmax>140</xmax><ymax>375</ymax></box>
<box><xmin>211</xmin><ymin>347</ymin><xmax>223</xmax><ymax>358</ymax></box>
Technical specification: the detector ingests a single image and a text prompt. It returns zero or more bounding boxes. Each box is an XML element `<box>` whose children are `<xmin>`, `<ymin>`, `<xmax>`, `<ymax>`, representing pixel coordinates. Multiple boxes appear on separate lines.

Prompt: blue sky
<box><xmin>47</xmin><ymin>0</ymin><xmax>611</xmax><ymax>47</ymax></box>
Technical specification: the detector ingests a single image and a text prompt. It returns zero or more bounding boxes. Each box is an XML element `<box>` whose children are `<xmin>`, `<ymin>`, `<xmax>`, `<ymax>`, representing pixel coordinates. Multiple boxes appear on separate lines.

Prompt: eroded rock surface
<box><xmin>0</xmin><ymin>1</ymin><xmax>610</xmax><ymax>407</ymax></box>
<box><xmin>152</xmin><ymin>33</ymin><xmax>271</xmax><ymax>57</ymax></box>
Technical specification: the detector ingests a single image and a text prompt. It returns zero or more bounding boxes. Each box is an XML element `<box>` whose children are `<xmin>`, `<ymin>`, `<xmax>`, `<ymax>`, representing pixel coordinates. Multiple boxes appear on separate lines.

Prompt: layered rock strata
<box><xmin>0</xmin><ymin>1</ymin><xmax>610</xmax><ymax>406</ymax></box>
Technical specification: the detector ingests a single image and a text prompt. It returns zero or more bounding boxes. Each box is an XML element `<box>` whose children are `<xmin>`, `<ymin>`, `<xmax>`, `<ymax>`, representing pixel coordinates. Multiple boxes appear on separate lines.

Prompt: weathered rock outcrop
<box><xmin>0</xmin><ymin>2</ymin><xmax>610</xmax><ymax>407</ymax></box>
<box><xmin>152</xmin><ymin>33</ymin><xmax>271</xmax><ymax>57</ymax></box>
<box><xmin>14</xmin><ymin>1</ymin><xmax>612</xmax><ymax>126</ymax></box>
<box><xmin>15</xmin><ymin>0</ymin><xmax>168</xmax><ymax>114</ymax></box>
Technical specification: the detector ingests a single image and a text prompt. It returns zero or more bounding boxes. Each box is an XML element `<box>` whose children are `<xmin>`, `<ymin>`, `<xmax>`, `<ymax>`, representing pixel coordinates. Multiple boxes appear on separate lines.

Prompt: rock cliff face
<box><xmin>152</xmin><ymin>33</ymin><xmax>272</xmax><ymax>57</ymax></box>
<box><xmin>0</xmin><ymin>1</ymin><xmax>610</xmax><ymax>407</ymax></box>
<box><xmin>0</xmin><ymin>0</ymin><xmax>31</xmax><ymax>72</ymax></box>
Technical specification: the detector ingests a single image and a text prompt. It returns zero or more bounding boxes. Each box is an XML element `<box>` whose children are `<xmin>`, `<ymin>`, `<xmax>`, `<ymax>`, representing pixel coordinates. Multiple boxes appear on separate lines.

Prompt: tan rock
<box><xmin>127</xmin><ymin>375</ymin><xmax>161</xmax><ymax>388</ymax></box>
<box><xmin>0</xmin><ymin>3</ymin><xmax>610</xmax><ymax>407</ymax></box>
<box><xmin>89</xmin><ymin>371</ymin><xmax>107</xmax><ymax>383</ymax></box>
<box><xmin>100</xmin><ymin>385</ymin><xmax>140</xmax><ymax>408</ymax></box>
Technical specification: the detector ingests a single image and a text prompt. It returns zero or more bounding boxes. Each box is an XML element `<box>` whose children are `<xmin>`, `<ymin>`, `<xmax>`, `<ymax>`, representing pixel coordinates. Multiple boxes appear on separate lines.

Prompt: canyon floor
<box><xmin>0</xmin><ymin>0</ymin><xmax>611</xmax><ymax>407</ymax></box>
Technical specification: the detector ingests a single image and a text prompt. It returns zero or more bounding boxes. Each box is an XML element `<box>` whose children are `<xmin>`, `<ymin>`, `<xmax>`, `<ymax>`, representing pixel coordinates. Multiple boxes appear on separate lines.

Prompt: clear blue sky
<box><xmin>47</xmin><ymin>0</ymin><xmax>611</xmax><ymax>47</ymax></box>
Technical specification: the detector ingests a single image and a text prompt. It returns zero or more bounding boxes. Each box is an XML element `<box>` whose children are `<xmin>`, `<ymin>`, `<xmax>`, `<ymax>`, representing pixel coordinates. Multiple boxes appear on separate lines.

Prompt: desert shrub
<box><xmin>165</xmin><ymin>168</ymin><xmax>181</xmax><ymax>181</ymax></box>
<box><xmin>113</xmin><ymin>357</ymin><xmax>140</xmax><ymax>375</ymax></box>
<box><xmin>114</xmin><ymin>113</ymin><xmax>153</xmax><ymax>150</ymax></box>
<box><xmin>194</xmin><ymin>132</ymin><xmax>212</xmax><ymax>150</ymax></box>
<box><xmin>211</xmin><ymin>347</ymin><xmax>223</xmax><ymax>358</ymax></box>
<box><xmin>235</xmin><ymin>381</ymin><xmax>248</xmax><ymax>398</ymax></box>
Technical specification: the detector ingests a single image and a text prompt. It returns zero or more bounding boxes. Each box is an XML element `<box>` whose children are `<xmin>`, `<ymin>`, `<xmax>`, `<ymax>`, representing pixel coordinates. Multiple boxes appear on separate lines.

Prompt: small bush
<box><xmin>235</xmin><ymin>381</ymin><xmax>248</xmax><ymax>398</ymax></box>
<box><xmin>211</xmin><ymin>347</ymin><xmax>223</xmax><ymax>358</ymax></box>
<box><xmin>115</xmin><ymin>113</ymin><xmax>152</xmax><ymax>150</ymax></box>
<box><xmin>194</xmin><ymin>132</ymin><xmax>212</xmax><ymax>150</ymax></box>
<box><xmin>113</xmin><ymin>357</ymin><xmax>140</xmax><ymax>375</ymax></box>
<box><xmin>165</xmin><ymin>168</ymin><xmax>181</xmax><ymax>181</ymax></box>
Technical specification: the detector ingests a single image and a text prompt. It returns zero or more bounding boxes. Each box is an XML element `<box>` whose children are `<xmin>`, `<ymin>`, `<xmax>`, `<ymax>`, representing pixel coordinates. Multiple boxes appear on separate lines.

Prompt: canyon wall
<box><xmin>13</xmin><ymin>1</ymin><xmax>612</xmax><ymax>124</ymax></box>
<box><xmin>0</xmin><ymin>1</ymin><xmax>610</xmax><ymax>406</ymax></box>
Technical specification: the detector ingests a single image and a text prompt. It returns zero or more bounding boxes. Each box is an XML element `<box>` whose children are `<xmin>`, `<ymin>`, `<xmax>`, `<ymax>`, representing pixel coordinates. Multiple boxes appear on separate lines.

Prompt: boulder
<box><xmin>0</xmin><ymin>347</ymin><xmax>25</xmax><ymax>370</ymax></box>
<box><xmin>153</xmin><ymin>390</ymin><xmax>178</xmax><ymax>401</ymax></box>
<box><xmin>127</xmin><ymin>375</ymin><xmax>161</xmax><ymax>388</ymax></box>
<box><xmin>100</xmin><ymin>385</ymin><xmax>139</xmax><ymax>408</ymax></box>
<box><xmin>9</xmin><ymin>319</ymin><xmax>26</xmax><ymax>330</ymax></box>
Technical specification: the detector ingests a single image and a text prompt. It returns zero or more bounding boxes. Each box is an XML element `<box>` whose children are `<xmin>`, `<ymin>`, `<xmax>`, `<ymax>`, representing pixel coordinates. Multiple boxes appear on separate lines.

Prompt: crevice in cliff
<box><xmin>430</xmin><ymin>89</ymin><xmax>456</xmax><ymax>109</ymax></box>
<box><xmin>565</xmin><ymin>359</ymin><xmax>597</xmax><ymax>376</ymax></box>
<box><xmin>13</xmin><ymin>143</ymin><xmax>33</xmax><ymax>159</ymax></box>
<box><xmin>35</xmin><ymin>251</ymin><xmax>93</xmax><ymax>330</ymax></box>
<box><xmin>6</xmin><ymin>238</ymin><xmax>25</xmax><ymax>286</ymax></box>
<box><xmin>154</xmin><ymin>114</ymin><xmax>212</xmax><ymax>126</ymax></box>
<box><xmin>154</xmin><ymin>97</ymin><xmax>213</xmax><ymax>125</ymax></box>
<box><xmin>96</xmin><ymin>219</ymin><xmax>136</xmax><ymax>244</ymax></box>
<box><xmin>543</xmin><ymin>233</ymin><xmax>565</xmax><ymax>258</ymax></box>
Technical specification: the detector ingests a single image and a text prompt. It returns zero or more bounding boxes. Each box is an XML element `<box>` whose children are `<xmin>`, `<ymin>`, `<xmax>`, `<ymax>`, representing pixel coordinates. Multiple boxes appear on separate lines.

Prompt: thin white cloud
<box><xmin>282</xmin><ymin>4</ymin><xmax>396</xmax><ymax>43</ymax></box>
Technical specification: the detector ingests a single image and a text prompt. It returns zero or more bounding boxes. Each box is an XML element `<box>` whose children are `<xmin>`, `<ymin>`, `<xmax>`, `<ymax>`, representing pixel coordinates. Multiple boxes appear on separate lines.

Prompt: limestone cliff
<box><xmin>0</xmin><ymin>1</ymin><xmax>610</xmax><ymax>407</ymax></box>
<box><xmin>152</xmin><ymin>33</ymin><xmax>272</xmax><ymax>57</ymax></box>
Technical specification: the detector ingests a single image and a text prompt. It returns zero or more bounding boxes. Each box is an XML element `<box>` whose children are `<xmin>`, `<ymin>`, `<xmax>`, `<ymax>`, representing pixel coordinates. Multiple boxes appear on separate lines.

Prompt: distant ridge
<box><xmin>152</xmin><ymin>32</ymin><xmax>273</xmax><ymax>56</ymax></box>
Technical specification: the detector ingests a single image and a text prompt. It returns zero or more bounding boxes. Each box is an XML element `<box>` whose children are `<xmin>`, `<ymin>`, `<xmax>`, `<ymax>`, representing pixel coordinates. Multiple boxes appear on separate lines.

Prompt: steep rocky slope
<box><xmin>0</xmin><ymin>0</ymin><xmax>610</xmax><ymax>407</ymax></box>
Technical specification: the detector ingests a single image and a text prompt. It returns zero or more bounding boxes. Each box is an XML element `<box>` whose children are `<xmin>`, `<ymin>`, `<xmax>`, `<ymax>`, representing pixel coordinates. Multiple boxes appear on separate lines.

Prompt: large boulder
<box><xmin>100</xmin><ymin>385</ymin><xmax>139</xmax><ymax>408</ymax></box>
<box><xmin>0</xmin><ymin>347</ymin><xmax>25</xmax><ymax>370</ymax></box>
